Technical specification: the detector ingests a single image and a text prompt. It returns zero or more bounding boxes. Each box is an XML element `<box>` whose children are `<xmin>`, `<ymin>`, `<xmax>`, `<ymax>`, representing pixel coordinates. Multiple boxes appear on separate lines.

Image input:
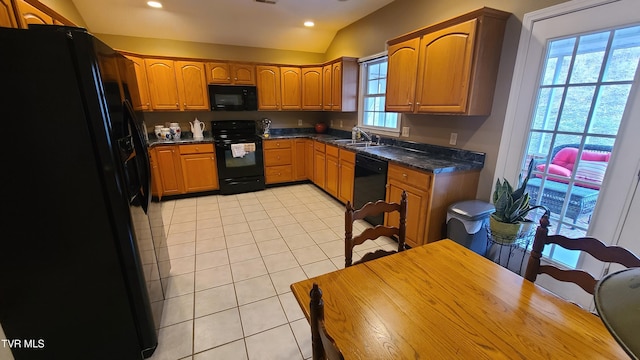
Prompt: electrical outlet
<box><xmin>330</xmin><ymin>120</ymin><xmax>334</xmax><ymax>127</ymax></box>
<box><xmin>449</xmin><ymin>132</ymin><xmax>458</xmax><ymax>145</ymax></box>
<box><xmin>401</xmin><ymin>127</ymin><xmax>410</xmax><ymax>137</ymax></box>
<box><xmin>340</xmin><ymin>120</ymin><xmax>343</xmax><ymax>128</ymax></box>
<box><xmin>297</xmin><ymin>119</ymin><xmax>303</xmax><ymax>126</ymax></box>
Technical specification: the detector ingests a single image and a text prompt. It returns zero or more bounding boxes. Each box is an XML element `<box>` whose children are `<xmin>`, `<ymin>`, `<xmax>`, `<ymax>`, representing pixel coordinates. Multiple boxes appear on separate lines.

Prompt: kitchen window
<box><xmin>358</xmin><ymin>54</ymin><xmax>400</xmax><ymax>136</ymax></box>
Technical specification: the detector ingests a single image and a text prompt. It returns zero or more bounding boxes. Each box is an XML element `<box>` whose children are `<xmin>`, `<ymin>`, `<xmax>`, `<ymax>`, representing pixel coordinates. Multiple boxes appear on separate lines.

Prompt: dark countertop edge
<box><xmin>146</xmin><ymin>133</ymin><xmax>484</xmax><ymax>174</ymax></box>
<box><xmin>262</xmin><ymin>134</ymin><xmax>484</xmax><ymax>174</ymax></box>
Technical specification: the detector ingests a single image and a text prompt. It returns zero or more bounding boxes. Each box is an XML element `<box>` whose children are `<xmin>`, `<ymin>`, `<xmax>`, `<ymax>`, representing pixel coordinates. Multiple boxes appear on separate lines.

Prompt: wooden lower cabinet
<box><xmin>264</xmin><ymin>139</ymin><xmax>293</xmax><ymax>184</ymax></box>
<box><xmin>294</xmin><ymin>139</ymin><xmax>307</xmax><ymax>181</ymax></box>
<box><xmin>154</xmin><ymin>146</ymin><xmax>183</xmax><ymax>197</ymax></box>
<box><xmin>313</xmin><ymin>141</ymin><xmax>326</xmax><ymax>189</ymax></box>
<box><xmin>337</xmin><ymin>149</ymin><xmax>355</xmax><ymax>204</ymax></box>
<box><xmin>305</xmin><ymin>140</ymin><xmax>314</xmax><ymax>182</ymax></box>
<box><xmin>385</xmin><ymin>163</ymin><xmax>479</xmax><ymax>247</ymax></box>
<box><xmin>179</xmin><ymin>144</ymin><xmax>218</xmax><ymax>192</ymax></box>
<box><xmin>151</xmin><ymin>144</ymin><xmax>218</xmax><ymax>198</ymax></box>
<box><xmin>325</xmin><ymin>145</ymin><xmax>339</xmax><ymax>197</ymax></box>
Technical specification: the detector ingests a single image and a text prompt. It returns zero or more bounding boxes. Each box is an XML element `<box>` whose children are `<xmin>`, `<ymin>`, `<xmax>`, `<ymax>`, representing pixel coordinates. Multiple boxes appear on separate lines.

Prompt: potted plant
<box><xmin>490</xmin><ymin>161</ymin><xmax>549</xmax><ymax>244</ymax></box>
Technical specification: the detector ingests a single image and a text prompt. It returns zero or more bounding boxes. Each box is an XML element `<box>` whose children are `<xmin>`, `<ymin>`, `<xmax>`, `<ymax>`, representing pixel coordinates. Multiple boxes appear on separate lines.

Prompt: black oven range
<box><xmin>211</xmin><ymin>120</ymin><xmax>265</xmax><ymax>195</ymax></box>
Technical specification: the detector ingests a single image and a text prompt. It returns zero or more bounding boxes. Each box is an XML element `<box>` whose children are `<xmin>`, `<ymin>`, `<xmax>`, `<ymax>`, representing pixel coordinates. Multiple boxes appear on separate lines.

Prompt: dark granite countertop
<box><xmin>263</xmin><ymin>133</ymin><xmax>485</xmax><ymax>174</ymax></box>
<box><xmin>146</xmin><ymin>130</ymin><xmax>485</xmax><ymax>174</ymax></box>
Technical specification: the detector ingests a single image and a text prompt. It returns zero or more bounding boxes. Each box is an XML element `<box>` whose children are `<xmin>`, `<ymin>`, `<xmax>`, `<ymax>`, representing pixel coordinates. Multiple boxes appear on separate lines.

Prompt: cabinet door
<box><xmin>155</xmin><ymin>146</ymin><xmax>183</xmax><ymax>195</ymax></box>
<box><xmin>256</xmin><ymin>65</ymin><xmax>281</xmax><ymax>110</ymax></box>
<box><xmin>181</xmin><ymin>153</ymin><xmax>219</xmax><ymax>192</ymax></box>
<box><xmin>294</xmin><ymin>139</ymin><xmax>306</xmax><ymax>181</ymax></box>
<box><xmin>125</xmin><ymin>56</ymin><xmax>152</xmax><ymax>111</ymax></box>
<box><xmin>301</xmin><ymin>67</ymin><xmax>323</xmax><ymax>110</ymax></box>
<box><xmin>305</xmin><ymin>140</ymin><xmax>314</xmax><ymax>181</ymax></box>
<box><xmin>415</xmin><ymin>19</ymin><xmax>477</xmax><ymax>113</ymax></box>
<box><xmin>0</xmin><ymin>0</ymin><xmax>18</xmax><ymax>28</ymax></box>
<box><xmin>338</xmin><ymin>157</ymin><xmax>355</xmax><ymax>204</ymax></box>
<box><xmin>17</xmin><ymin>0</ymin><xmax>52</xmax><ymax>27</ymax></box>
<box><xmin>331</xmin><ymin>62</ymin><xmax>343</xmax><ymax>110</ymax></box>
<box><xmin>386</xmin><ymin>179</ymin><xmax>429</xmax><ymax>248</ymax></box>
<box><xmin>231</xmin><ymin>63</ymin><xmax>256</xmax><ymax>85</ymax></box>
<box><xmin>386</xmin><ymin>38</ymin><xmax>420</xmax><ymax>112</ymax></box>
<box><xmin>205</xmin><ymin>62</ymin><xmax>231</xmax><ymax>84</ymax></box>
<box><xmin>322</xmin><ymin>64</ymin><xmax>333</xmax><ymax>111</ymax></box>
<box><xmin>325</xmin><ymin>154</ymin><xmax>339</xmax><ymax>196</ymax></box>
<box><xmin>175</xmin><ymin>61</ymin><xmax>209</xmax><ymax>110</ymax></box>
<box><xmin>145</xmin><ymin>59</ymin><xmax>180</xmax><ymax>110</ymax></box>
<box><xmin>314</xmin><ymin>150</ymin><xmax>326</xmax><ymax>188</ymax></box>
<box><xmin>280</xmin><ymin>67</ymin><xmax>301</xmax><ymax>110</ymax></box>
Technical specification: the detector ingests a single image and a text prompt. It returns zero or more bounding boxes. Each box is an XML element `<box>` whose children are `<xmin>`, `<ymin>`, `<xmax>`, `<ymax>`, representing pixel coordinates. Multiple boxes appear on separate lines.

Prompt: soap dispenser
<box><xmin>352</xmin><ymin>125</ymin><xmax>358</xmax><ymax>141</ymax></box>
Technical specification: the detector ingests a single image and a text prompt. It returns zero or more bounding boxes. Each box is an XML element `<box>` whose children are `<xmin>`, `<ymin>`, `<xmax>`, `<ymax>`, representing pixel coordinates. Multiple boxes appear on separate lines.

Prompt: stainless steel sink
<box><xmin>332</xmin><ymin>139</ymin><xmax>356</xmax><ymax>144</ymax></box>
<box><xmin>346</xmin><ymin>142</ymin><xmax>383</xmax><ymax>148</ymax></box>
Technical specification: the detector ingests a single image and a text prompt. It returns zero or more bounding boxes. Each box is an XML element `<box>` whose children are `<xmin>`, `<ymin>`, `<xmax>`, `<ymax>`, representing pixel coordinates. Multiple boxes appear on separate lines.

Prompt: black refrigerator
<box><xmin>0</xmin><ymin>26</ymin><xmax>169</xmax><ymax>359</ymax></box>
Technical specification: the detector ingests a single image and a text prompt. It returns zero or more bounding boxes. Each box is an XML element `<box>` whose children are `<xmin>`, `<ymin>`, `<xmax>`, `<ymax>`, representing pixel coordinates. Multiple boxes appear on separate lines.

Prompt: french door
<box><xmin>496</xmin><ymin>0</ymin><xmax>640</xmax><ymax>307</ymax></box>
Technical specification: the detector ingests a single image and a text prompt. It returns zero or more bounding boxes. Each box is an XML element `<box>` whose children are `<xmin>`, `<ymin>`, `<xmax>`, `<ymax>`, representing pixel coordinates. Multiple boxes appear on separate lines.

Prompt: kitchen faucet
<box><xmin>356</xmin><ymin>127</ymin><xmax>373</xmax><ymax>142</ymax></box>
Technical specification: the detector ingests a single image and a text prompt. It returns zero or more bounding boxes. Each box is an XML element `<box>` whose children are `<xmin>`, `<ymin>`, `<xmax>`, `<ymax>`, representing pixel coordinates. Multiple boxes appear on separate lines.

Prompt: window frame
<box><xmin>357</xmin><ymin>52</ymin><xmax>401</xmax><ymax>137</ymax></box>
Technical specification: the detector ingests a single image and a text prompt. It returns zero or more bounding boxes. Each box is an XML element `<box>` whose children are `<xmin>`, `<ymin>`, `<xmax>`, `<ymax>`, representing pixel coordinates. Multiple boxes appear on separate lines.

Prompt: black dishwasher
<box><xmin>353</xmin><ymin>154</ymin><xmax>389</xmax><ymax>226</ymax></box>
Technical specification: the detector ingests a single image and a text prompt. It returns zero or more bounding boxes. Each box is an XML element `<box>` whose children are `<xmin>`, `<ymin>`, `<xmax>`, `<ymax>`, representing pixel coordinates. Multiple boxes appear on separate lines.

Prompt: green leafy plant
<box><xmin>492</xmin><ymin>161</ymin><xmax>548</xmax><ymax>224</ymax></box>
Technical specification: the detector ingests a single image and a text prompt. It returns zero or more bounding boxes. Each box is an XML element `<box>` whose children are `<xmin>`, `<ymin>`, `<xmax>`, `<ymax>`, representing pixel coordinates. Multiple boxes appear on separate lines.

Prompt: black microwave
<box><xmin>208</xmin><ymin>85</ymin><xmax>258</xmax><ymax>111</ymax></box>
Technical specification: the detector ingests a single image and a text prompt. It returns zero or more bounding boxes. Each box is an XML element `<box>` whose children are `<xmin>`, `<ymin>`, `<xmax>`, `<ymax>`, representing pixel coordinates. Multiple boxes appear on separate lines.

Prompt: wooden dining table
<box><xmin>290</xmin><ymin>239</ymin><xmax>628</xmax><ymax>359</ymax></box>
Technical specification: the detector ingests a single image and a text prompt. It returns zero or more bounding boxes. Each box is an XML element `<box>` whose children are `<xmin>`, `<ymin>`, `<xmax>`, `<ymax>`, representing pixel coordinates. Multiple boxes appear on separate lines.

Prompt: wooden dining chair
<box><xmin>310</xmin><ymin>283</ymin><xmax>344</xmax><ymax>360</ymax></box>
<box><xmin>524</xmin><ymin>214</ymin><xmax>640</xmax><ymax>294</ymax></box>
<box><xmin>345</xmin><ymin>190</ymin><xmax>407</xmax><ymax>267</ymax></box>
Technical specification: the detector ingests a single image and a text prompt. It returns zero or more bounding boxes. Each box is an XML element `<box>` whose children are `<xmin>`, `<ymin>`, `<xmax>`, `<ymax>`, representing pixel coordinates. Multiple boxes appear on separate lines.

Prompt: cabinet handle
<box><xmin>277</xmin><ymin>156</ymin><xmax>281</xmax><ymax>160</ymax></box>
<box><xmin>195</xmin><ymin>147</ymin><xmax>199</xmax><ymax>151</ymax></box>
<box><xmin>402</xmin><ymin>173</ymin><xmax>408</xmax><ymax>178</ymax></box>
<box><xmin>408</xmin><ymin>102</ymin><xmax>412</xmax><ymax>105</ymax></box>
<box><xmin>234</xmin><ymin>77</ymin><xmax>238</xmax><ymax>80</ymax></box>
<box><xmin>227</xmin><ymin>77</ymin><xmax>231</xmax><ymax>80</ymax></box>
<box><xmin>416</xmin><ymin>102</ymin><xmax>420</xmax><ymax>105</ymax></box>
<box><xmin>146</xmin><ymin>102</ymin><xmax>150</xmax><ymax>106</ymax></box>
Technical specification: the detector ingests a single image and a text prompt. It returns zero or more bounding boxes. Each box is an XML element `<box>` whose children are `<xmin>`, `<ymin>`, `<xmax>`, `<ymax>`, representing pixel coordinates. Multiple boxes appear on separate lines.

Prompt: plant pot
<box><xmin>489</xmin><ymin>217</ymin><xmax>536</xmax><ymax>245</ymax></box>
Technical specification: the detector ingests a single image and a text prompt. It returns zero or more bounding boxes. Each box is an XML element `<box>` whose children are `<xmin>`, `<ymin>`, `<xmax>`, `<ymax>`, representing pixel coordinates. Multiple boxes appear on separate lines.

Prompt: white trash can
<box><xmin>446</xmin><ymin>200</ymin><xmax>495</xmax><ymax>256</ymax></box>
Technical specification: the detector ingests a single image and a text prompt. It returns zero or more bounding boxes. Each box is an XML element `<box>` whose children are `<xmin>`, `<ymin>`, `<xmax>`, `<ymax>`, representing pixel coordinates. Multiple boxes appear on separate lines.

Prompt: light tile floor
<box><xmin>148</xmin><ymin>183</ymin><xmax>397</xmax><ymax>360</ymax></box>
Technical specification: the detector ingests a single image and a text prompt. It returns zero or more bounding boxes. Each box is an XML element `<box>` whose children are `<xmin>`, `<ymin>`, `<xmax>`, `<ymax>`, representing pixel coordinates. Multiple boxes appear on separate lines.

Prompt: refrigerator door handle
<box><xmin>124</xmin><ymin>99</ymin><xmax>151</xmax><ymax>213</ymax></box>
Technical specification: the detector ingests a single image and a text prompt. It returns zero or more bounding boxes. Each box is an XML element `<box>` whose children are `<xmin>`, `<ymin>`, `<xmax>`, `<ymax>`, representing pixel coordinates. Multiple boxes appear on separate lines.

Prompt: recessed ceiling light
<box><xmin>304</xmin><ymin>21</ymin><xmax>315</xmax><ymax>27</ymax></box>
<box><xmin>147</xmin><ymin>1</ymin><xmax>162</xmax><ymax>8</ymax></box>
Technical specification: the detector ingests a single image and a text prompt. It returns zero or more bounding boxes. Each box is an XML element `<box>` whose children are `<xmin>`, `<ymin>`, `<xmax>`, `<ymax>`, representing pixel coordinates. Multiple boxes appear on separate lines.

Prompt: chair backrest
<box><xmin>524</xmin><ymin>215</ymin><xmax>640</xmax><ymax>294</ymax></box>
<box><xmin>345</xmin><ymin>190</ymin><xmax>407</xmax><ymax>267</ymax></box>
<box><xmin>310</xmin><ymin>283</ymin><xmax>344</xmax><ymax>360</ymax></box>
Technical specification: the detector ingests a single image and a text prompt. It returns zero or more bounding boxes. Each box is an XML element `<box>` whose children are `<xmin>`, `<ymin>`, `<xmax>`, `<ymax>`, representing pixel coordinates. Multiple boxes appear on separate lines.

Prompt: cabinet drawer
<box><xmin>326</xmin><ymin>145</ymin><xmax>339</xmax><ymax>158</ymax></box>
<box><xmin>179</xmin><ymin>143</ymin><xmax>214</xmax><ymax>154</ymax></box>
<box><xmin>264</xmin><ymin>149</ymin><xmax>292</xmax><ymax>166</ymax></box>
<box><xmin>264</xmin><ymin>139</ymin><xmax>292</xmax><ymax>150</ymax></box>
<box><xmin>314</xmin><ymin>141</ymin><xmax>325</xmax><ymax>152</ymax></box>
<box><xmin>265</xmin><ymin>165</ymin><xmax>293</xmax><ymax>183</ymax></box>
<box><xmin>339</xmin><ymin>149</ymin><xmax>355</xmax><ymax>163</ymax></box>
<box><xmin>387</xmin><ymin>164</ymin><xmax>432</xmax><ymax>190</ymax></box>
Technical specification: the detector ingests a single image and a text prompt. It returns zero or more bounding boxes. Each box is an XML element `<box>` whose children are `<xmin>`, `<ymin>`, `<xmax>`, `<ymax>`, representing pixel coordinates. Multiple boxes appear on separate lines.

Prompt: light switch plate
<box><xmin>449</xmin><ymin>132</ymin><xmax>458</xmax><ymax>145</ymax></box>
<box><xmin>297</xmin><ymin>119</ymin><xmax>303</xmax><ymax>126</ymax></box>
<box><xmin>402</xmin><ymin>127</ymin><xmax>410</xmax><ymax>137</ymax></box>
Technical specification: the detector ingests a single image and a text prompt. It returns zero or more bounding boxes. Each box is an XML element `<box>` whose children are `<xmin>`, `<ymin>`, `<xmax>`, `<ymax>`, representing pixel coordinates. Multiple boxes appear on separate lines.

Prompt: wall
<box><xmin>324</xmin><ymin>0</ymin><xmax>569</xmax><ymax>200</ymax></box>
<box><xmin>39</xmin><ymin>0</ymin><xmax>86</xmax><ymax>27</ymax></box>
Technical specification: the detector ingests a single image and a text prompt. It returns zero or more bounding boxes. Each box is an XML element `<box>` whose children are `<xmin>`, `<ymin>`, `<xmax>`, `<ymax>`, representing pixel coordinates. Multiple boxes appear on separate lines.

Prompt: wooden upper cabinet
<box><xmin>256</xmin><ymin>65</ymin><xmax>281</xmax><ymax>110</ymax></box>
<box><xmin>386</xmin><ymin>7</ymin><xmax>510</xmax><ymax>115</ymax></box>
<box><xmin>16</xmin><ymin>0</ymin><xmax>53</xmax><ymax>27</ymax></box>
<box><xmin>175</xmin><ymin>61</ymin><xmax>209</xmax><ymax>110</ymax></box>
<box><xmin>125</xmin><ymin>56</ymin><xmax>152</xmax><ymax>111</ymax></box>
<box><xmin>301</xmin><ymin>67</ymin><xmax>323</xmax><ymax>110</ymax></box>
<box><xmin>386</xmin><ymin>38</ymin><xmax>420</xmax><ymax>113</ymax></box>
<box><xmin>415</xmin><ymin>19</ymin><xmax>476</xmax><ymax>114</ymax></box>
<box><xmin>145</xmin><ymin>58</ymin><xmax>181</xmax><ymax>110</ymax></box>
<box><xmin>206</xmin><ymin>62</ymin><xmax>255</xmax><ymax>85</ymax></box>
<box><xmin>322</xmin><ymin>58</ymin><xmax>358</xmax><ymax>112</ymax></box>
<box><xmin>0</xmin><ymin>0</ymin><xmax>18</xmax><ymax>28</ymax></box>
<box><xmin>280</xmin><ymin>66</ymin><xmax>301</xmax><ymax>110</ymax></box>
<box><xmin>322</xmin><ymin>64</ymin><xmax>333</xmax><ymax>111</ymax></box>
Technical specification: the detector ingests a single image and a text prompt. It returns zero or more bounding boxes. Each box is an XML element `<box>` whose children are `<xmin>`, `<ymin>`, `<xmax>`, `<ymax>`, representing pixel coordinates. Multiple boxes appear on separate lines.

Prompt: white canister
<box><xmin>169</xmin><ymin>122</ymin><xmax>181</xmax><ymax>140</ymax></box>
<box><xmin>160</xmin><ymin>127</ymin><xmax>171</xmax><ymax>140</ymax></box>
<box><xmin>154</xmin><ymin>125</ymin><xmax>164</xmax><ymax>139</ymax></box>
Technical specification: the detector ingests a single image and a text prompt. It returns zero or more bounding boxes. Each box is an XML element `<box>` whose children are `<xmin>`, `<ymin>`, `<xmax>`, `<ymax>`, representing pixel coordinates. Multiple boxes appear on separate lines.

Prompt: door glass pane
<box><xmin>523</xmin><ymin>24</ymin><xmax>640</xmax><ymax>268</ymax></box>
